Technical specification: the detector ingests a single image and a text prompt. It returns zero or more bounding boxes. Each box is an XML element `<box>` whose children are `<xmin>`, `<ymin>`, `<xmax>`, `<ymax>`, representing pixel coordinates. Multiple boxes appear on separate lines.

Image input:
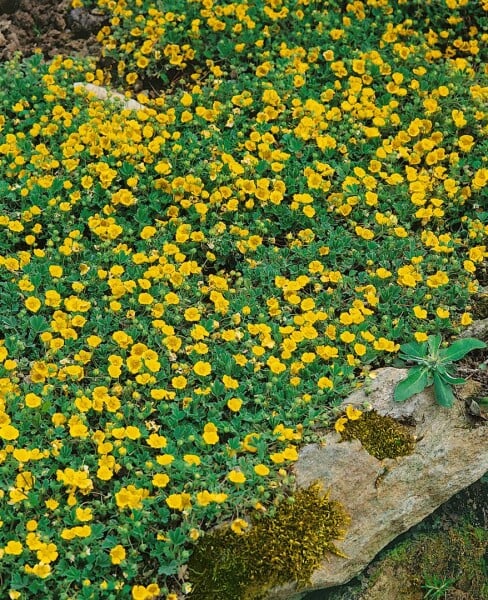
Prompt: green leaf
<box><xmin>394</xmin><ymin>365</ymin><xmax>431</xmax><ymax>402</ymax></box>
<box><xmin>427</xmin><ymin>333</ymin><xmax>442</xmax><ymax>357</ymax></box>
<box><xmin>29</xmin><ymin>315</ymin><xmax>49</xmax><ymax>334</ymax></box>
<box><xmin>399</xmin><ymin>340</ymin><xmax>427</xmax><ymax>361</ymax></box>
<box><xmin>436</xmin><ymin>366</ymin><xmax>466</xmax><ymax>386</ymax></box>
<box><xmin>433</xmin><ymin>372</ymin><xmax>456</xmax><ymax>408</ymax></box>
<box><xmin>439</xmin><ymin>338</ymin><xmax>487</xmax><ymax>363</ymax></box>
<box><xmin>158</xmin><ymin>561</ymin><xmax>179</xmax><ymax>576</ymax></box>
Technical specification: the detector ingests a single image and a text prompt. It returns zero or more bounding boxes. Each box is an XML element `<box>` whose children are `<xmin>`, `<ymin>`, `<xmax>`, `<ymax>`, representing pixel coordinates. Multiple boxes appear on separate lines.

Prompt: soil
<box><xmin>0</xmin><ymin>0</ymin><xmax>103</xmax><ymax>61</ymax></box>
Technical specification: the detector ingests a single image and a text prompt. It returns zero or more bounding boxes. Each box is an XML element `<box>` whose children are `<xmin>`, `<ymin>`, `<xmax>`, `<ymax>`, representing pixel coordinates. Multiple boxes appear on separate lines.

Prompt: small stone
<box><xmin>65</xmin><ymin>8</ymin><xmax>106</xmax><ymax>38</ymax></box>
<box><xmin>73</xmin><ymin>82</ymin><xmax>145</xmax><ymax>111</ymax></box>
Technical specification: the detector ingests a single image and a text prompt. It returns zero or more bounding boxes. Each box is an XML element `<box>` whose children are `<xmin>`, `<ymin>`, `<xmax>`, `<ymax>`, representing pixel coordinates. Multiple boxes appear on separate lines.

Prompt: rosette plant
<box><xmin>394</xmin><ymin>334</ymin><xmax>486</xmax><ymax>408</ymax></box>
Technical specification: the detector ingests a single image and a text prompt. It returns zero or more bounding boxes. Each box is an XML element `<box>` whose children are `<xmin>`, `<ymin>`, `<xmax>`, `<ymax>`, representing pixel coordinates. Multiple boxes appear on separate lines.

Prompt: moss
<box><xmin>365</xmin><ymin>522</ymin><xmax>488</xmax><ymax>599</ymax></box>
<box><xmin>188</xmin><ymin>483</ymin><xmax>350</xmax><ymax>600</ymax></box>
<box><xmin>340</xmin><ymin>411</ymin><xmax>415</xmax><ymax>460</ymax></box>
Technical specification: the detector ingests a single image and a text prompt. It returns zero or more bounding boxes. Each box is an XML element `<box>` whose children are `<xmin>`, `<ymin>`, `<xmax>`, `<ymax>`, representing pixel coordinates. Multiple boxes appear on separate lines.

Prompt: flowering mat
<box><xmin>0</xmin><ymin>0</ymin><xmax>487</xmax><ymax>599</ymax></box>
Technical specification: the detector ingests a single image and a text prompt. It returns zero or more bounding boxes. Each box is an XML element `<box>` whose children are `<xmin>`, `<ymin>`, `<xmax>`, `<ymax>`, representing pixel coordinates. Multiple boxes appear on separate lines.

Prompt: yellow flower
<box><xmin>138</xmin><ymin>293</ymin><xmax>154</xmax><ymax>305</ymax></box>
<box><xmin>254</xmin><ymin>464</ymin><xmax>270</xmax><ymax>476</ymax></box>
<box><xmin>75</xmin><ymin>507</ymin><xmax>93</xmax><ymax>522</ymax></box>
<box><xmin>111</xmin><ymin>189</ymin><xmax>136</xmax><ymax>207</ymax></box>
<box><xmin>164</xmin><ymin>292</ymin><xmax>179</xmax><ymax>305</ymax></box>
<box><xmin>36</xmin><ymin>542</ymin><xmax>58</xmax><ymax>563</ymax></box>
<box><xmin>25</xmin><ymin>393</ymin><xmax>41</xmax><ymax>408</ymax></box>
<box><xmin>468</xmin><ymin>246</ymin><xmax>486</xmax><ymax>263</ymax></box>
<box><xmin>180</xmin><ymin>92</ymin><xmax>193</xmax><ymax>107</ymax></box>
<box><xmin>317</xmin><ymin>376</ymin><xmax>333</xmax><ymax>389</ymax></box>
<box><xmin>146</xmin><ymin>433</ymin><xmax>167</xmax><ymax>449</ymax></box>
<box><xmin>354</xmin><ymin>343</ymin><xmax>367</xmax><ymax>357</ymax></box>
<box><xmin>115</xmin><ymin>485</ymin><xmax>149</xmax><ymax>510</ymax></box>
<box><xmin>413</xmin><ymin>306</ymin><xmax>427</xmax><ymax>319</ymax></box>
<box><xmin>165</xmin><ymin>493</ymin><xmax>192</xmax><ymax>511</ymax></box>
<box><xmin>227</xmin><ymin>470</ymin><xmax>246</xmax><ymax>484</ymax></box>
<box><xmin>110</xmin><ymin>544</ymin><xmax>126</xmax><ymax>565</ymax></box>
<box><xmin>97</xmin><ymin>466</ymin><xmax>113</xmax><ymax>481</ymax></box>
<box><xmin>196</xmin><ymin>490</ymin><xmax>213</xmax><ymax>507</ymax></box>
<box><xmin>374</xmin><ymin>338</ymin><xmax>399</xmax><ymax>352</ymax></box>
<box><xmin>183</xmin><ymin>454</ymin><xmax>201</xmax><ymax>466</ymax></box>
<box><xmin>426</xmin><ymin>271</ymin><xmax>449</xmax><ymax>288</ymax></box>
<box><xmin>270</xmin><ymin>452</ymin><xmax>285</xmax><ymax>464</ymax></box>
<box><xmin>193</xmin><ymin>361</ymin><xmax>212</xmax><ymax>376</ymax></box>
<box><xmin>139</xmin><ymin>226</ymin><xmax>157</xmax><ymax>240</ymax></box>
<box><xmin>152</xmin><ymin>474</ymin><xmax>170</xmax><ymax>488</ymax></box>
<box><xmin>231</xmin><ymin>518</ymin><xmax>249</xmax><ymax>535</ymax></box>
<box><xmin>393</xmin><ymin>227</ymin><xmax>408</xmax><ymax>238</ymax></box>
<box><xmin>156</xmin><ymin>454</ymin><xmax>175</xmax><ymax>466</ymax></box>
<box><xmin>457</xmin><ymin>135</ymin><xmax>475</xmax><ymax>152</ymax></box>
<box><xmin>181</xmin><ymin>110</ymin><xmax>193</xmax><ymax>123</ymax></box>
<box><xmin>184</xmin><ymin>307</ymin><xmax>201</xmax><ymax>322</ymax></box>
<box><xmin>25</xmin><ymin>563</ymin><xmax>51</xmax><ymax>578</ymax></box>
<box><xmin>227</xmin><ymin>397</ymin><xmax>242</xmax><ymax>412</ymax></box>
<box><xmin>452</xmin><ymin>109</ymin><xmax>467</xmax><ymax>127</ymax></box>
<box><xmin>4</xmin><ymin>541</ymin><xmax>23</xmax><ymax>555</ymax></box>
<box><xmin>436</xmin><ymin>307</ymin><xmax>450</xmax><ymax>319</ymax></box>
<box><xmin>397</xmin><ymin>265</ymin><xmax>422</xmax><ymax>288</ymax></box>
<box><xmin>171</xmin><ymin>375</ymin><xmax>187</xmax><ymax>390</ymax></box>
<box><xmin>125</xmin><ymin>426</ymin><xmax>141</xmax><ymax>440</ymax></box>
<box><xmin>86</xmin><ymin>335</ymin><xmax>102</xmax><ymax>348</ymax></box>
<box><xmin>345</xmin><ymin>405</ymin><xmax>362</xmax><ymax>420</ymax></box>
<box><xmin>355</xmin><ymin>226</ymin><xmax>374</xmax><ymax>240</ymax></box>
<box><xmin>25</xmin><ymin>296</ymin><xmax>41</xmax><ymax>312</ymax></box>
<box><xmin>202</xmin><ymin>422</ymin><xmax>219</xmax><ymax>445</ymax></box>
<box><xmin>266</xmin><ymin>356</ymin><xmax>286</xmax><ymax>374</ymax></box>
<box><xmin>222</xmin><ymin>375</ymin><xmax>239</xmax><ymax>389</ymax></box>
<box><xmin>414</xmin><ymin>332</ymin><xmax>428</xmax><ymax>342</ymax></box>
<box><xmin>334</xmin><ymin>417</ymin><xmax>348</xmax><ymax>433</ymax></box>
<box><xmin>0</xmin><ymin>425</ymin><xmax>19</xmax><ymax>440</ymax></box>
<box><xmin>282</xmin><ymin>446</ymin><xmax>299</xmax><ymax>461</ymax></box>
<box><xmin>49</xmin><ymin>265</ymin><xmax>63</xmax><ymax>278</ymax></box>
<box><xmin>132</xmin><ymin>585</ymin><xmax>149</xmax><ymax>600</ymax></box>
<box><xmin>26</xmin><ymin>519</ymin><xmax>37</xmax><ymax>532</ymax></box>
<box><xmin>340</xmin><ymin>331</ymin><xmax>355</xmax><ymax>343</ymax></box>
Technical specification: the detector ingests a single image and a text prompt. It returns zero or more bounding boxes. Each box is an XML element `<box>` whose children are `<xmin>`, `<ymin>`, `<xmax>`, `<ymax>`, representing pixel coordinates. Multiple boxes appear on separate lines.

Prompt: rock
<box><xmin>458</xmin><ymin>316</ymin><xmax>488</xmax><ymax>340</ymax></box>
<box><xmin>264</xmin><ymin>321</ymin><xmax>488</xmax><ymax>599</ymax></box>
<box><xmin>73</xmin><ymin>82</ymin><xmax>146</xmax><ymax>111</ymax></box>
<box><xmin>0</xmin><ymin>16</ymin><xmax>21</xmax><ymax>60</ymax></box>
<box><xmin>65</xmin><ymin>8</ymin><xmax>107</xmax><ymax>38</ymax></box>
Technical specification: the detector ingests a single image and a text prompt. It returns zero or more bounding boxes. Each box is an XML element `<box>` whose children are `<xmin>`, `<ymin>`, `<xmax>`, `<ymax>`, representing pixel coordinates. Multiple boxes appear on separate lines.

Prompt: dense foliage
<box><xmin>0</xmin><ymin>0</ymin><xmax>486</xmax><ymax>598</ymax></box>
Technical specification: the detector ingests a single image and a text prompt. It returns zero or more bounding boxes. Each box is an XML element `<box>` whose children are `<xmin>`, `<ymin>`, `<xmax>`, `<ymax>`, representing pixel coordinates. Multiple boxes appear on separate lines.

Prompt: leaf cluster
<box><xmin>394</xmin><ymin>335</ymin><xmax>486</xmax><ymax>407</ymax></box>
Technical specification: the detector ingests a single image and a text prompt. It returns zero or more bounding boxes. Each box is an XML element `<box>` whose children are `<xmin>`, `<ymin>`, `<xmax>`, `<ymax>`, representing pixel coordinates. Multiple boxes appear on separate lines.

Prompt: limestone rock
<box><xmin>73</xmin><ymin>82</ymin><xmax>146</xmax><ymax>111</ymax></box>
<box><xmin>264</xmin><ymin>337</ymin><xmax>488</xmax><ymax>599</ymax></box>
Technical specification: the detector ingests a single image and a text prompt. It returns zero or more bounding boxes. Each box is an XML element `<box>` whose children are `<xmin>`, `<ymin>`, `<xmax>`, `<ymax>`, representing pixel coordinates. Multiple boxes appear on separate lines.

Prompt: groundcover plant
<box><xmin>0</xmin><ymin>0</ymin><xmax>486</xmax><ymax>598</ymax></box>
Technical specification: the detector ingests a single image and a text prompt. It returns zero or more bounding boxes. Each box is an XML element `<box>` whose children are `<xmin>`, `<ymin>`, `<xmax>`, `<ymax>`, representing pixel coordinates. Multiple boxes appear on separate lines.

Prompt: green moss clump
<box><xmin>364</xmin><ymin>523</ymin><xmax>488</xmax><ymax>599</ymax></box>
<box><xmin>188</xmin><ymin>483</ymin><xmax>350</xmax><ymax>600</ymax></box>
<box><xmin>341</xmin><ymin>411</ymin><xmax>415</xmax><ymax>460</ymax></box>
